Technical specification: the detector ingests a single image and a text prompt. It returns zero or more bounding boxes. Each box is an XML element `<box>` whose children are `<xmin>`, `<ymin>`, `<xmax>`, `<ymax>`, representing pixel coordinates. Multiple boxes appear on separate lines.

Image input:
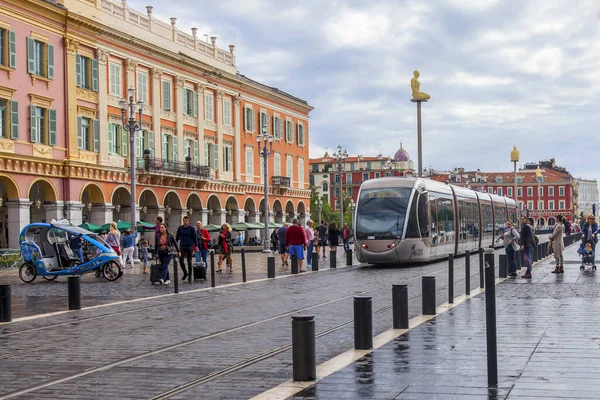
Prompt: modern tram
<box><xmin>354</xmin><ymin>177</ymin><xmax>518</xmax><ymax>264</ymax></box>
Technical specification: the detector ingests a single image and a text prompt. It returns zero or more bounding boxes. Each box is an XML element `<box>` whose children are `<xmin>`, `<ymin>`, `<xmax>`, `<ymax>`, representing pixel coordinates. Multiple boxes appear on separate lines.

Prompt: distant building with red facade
<box><xmin>310</xmin><ymin>143</ymin><xmax>415</xmax><ymax>211</ymax></box>
<box><xmin>428</xmin><ymin>159</ymin><xmax>577</xmax><ymax>228</ymax></box>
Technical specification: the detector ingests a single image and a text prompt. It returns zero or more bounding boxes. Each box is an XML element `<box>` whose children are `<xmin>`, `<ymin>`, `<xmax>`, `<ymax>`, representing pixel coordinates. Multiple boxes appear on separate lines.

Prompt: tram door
<box><xmin>429</xmin><ymin>195</ymin><xmax>438</xmax><ymax>257</ymax></box>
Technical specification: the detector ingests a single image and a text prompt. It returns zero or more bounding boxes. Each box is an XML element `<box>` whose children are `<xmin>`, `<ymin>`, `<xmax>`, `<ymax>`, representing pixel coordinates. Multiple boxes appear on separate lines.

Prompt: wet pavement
<box><xmin>1</xmin><ymin>235</ymin><xmax>593</xmax><ymax>399</ymax></box>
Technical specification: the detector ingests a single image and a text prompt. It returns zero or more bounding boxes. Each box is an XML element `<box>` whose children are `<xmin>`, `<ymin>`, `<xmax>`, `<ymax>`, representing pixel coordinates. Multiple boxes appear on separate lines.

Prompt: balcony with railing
<box><xmin>272</xmin><ymin>176</ymin><xmax>291</xmax><ymax>188</ymax></box>
<box><xmin>137</xmin><ymin>156</ymin><xmax>211</xmax><ymax>180</ymax></box>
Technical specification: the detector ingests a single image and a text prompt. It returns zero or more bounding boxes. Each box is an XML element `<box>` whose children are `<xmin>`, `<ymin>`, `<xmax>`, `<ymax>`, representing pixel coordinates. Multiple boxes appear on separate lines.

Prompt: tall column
<box><xmin>151</xmin><ymin>68</ymin><xmax>163</xmax><ymax>158</ymax></box>
<box><xmin>175</xmin><ymin>77</ymin><xmax>185</xmax><ymax>162</ymax></box>
<box><xmin>201</xmin><ymin>209</ymin><xmax>209</xmax><ymax>226</ymax></box>
<box><xmin>90</xmin><ymin>204</ymin><xmax>114</xmax><ymax>226</ymax></box>
<box><xmin>197</xmin><ymin>84</ymin><xmax>206</xmax><ymax>164</ymax></box>
<box><xmin>64</xmin><ymin>202</ymin><xmax>84</xmax><ymax>226</ymax></box>
<box><xmin>233</xmin><ymin>95</ymin><xmax>242</xmax><ymax>181</ymax></box>
<box><xmin>216</xmin><ymin>89</ymin><xmax>224</xmax><ymax>179</ymax></box>
<box><xmin>44</xmin><ymin>201</ymin><xmax>65</xmax><ymax>222</ymax></box>
<box><xmin>97</xmin><ymin>49</ymin><xmax>110</xmax><ymax>164</ymax></box>
<box><xmin>233</xmin><ymin>209</ymin><xmax>244</xmax><ymax>223</ymax></box>
<box><xmin>65</xmin><ymin>38</ymin><xmax>79</xmax><ymax>160</ymax></box>
<box><xmin>7</xmin><ymin>200</ymin><xmax>31</xmax><ymax>249</ymax></box>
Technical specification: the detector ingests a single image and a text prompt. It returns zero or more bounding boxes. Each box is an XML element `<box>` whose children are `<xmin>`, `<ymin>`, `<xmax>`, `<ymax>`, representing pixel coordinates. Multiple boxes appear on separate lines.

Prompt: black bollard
<box><xmin>291</xmin><ymin>254</ymin><xmax>299</xmax><ymax>274</ymax></box>
<box><xmin>465</xmin><ymin>250</ymin><xmax>471</xmax><ymax>296</ymax></box>
<box><xmin>346</xmin><ymin>250</ymin><xmax>352</xmax><ymax>266</ymax></box>
<box><xmin>484</xmin><ymin>249</ymin><xmax>495</xmax><ymax>280</ymax></box>
<box><xmin>479</xmin><ymin>248</ymin><xmax>485</xmax><ymax>289</ymax></box>
<box><xmin>498</xmin><ymin>254</ymin><xmax>507</xmax><ymax>278</ymax></box>
<box><xmin>172</xmin><ymin>255</ymin><xmax>179</xmax><ymax>294</ymax></box>
<box><xmin>354</xmin><ymin>296</ymin><xmax>373</xmax><ymax>350</ymax></box>
<box><xmin>0</xmin><ymin>284</ymin><xmax>11</xmax><ymax>322</ymax></box>
<box><xmin>448</xmin><ymin>254</ymin><xmax>454</xmax><ymax>304</ymax></box>
<box><xmin>292</xmin><ymin>315</ymin><xmax>316</xmax><ymax>381</ymax></box>
<box><xmin>392</xmin><ymin>284</ymin><xmax>409</xmax><ymax>329</ymax></box>
<box><xmin>484</xmin><ymin>263</ymin><xmax>498</xmax><ymax>387</ymax></box>
<box><xmin>422</xmin><ymin>276</ymin><xmax>436</xmax><ymax>315</ymax></box>
<box><xmin>516</xmin><ymin>249</ymin><xmax>522</xmax><ymax>270</ymax></box>
<box><xmin>267</xmin><ymin>256</ymin><xmax>275</xmax><ymax>278</ymax></box>
<box><xmin>312</xmin><ymin>252</ymin><xmax>319</xmax><ymax>272</ymax></box>
<box><xmin>241</xmin><ymin>248</ymin><xmax>247</xmax><ymax>283</ymax></box>
<box><xmin>210</xmin><ymin>251</ymin><xmax>216</xmax><ymax>288</ymax></box>
<box><xmin>67</xmin><ymin>276</ymin><xmax>81</xmax><ymax>310</ymax></box>
<box><xmin>330</xmin><ymin>250</ymin><xmax>336</xmax><ymax>269</ymax></box>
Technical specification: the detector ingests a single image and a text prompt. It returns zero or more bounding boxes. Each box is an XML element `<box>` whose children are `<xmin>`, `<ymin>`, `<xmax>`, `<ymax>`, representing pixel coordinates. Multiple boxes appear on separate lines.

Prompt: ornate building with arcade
<box><xmin>0</xmin><ymin>0</ymin><xmax>312</xmax><ymax>248</ymax></box>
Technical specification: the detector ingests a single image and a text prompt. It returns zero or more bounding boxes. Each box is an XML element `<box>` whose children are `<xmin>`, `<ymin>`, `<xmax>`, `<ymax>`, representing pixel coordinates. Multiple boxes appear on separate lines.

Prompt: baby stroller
<box><xmin>577</xmin><ymin>240</ymin><xmax>596</xmax><ymax>270</ymax></box>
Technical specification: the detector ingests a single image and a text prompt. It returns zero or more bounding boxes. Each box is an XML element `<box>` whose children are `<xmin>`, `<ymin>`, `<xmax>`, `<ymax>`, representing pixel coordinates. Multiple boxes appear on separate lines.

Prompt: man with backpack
<box><xmin>519</xmin><ymin>216</ymin><xmax>534</xmax><ymax>279</ymax></box>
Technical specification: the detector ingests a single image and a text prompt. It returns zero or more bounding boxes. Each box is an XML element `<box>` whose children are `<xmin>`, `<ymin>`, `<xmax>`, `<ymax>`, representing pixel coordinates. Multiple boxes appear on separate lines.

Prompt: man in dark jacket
<box><xmin>519</xmin><ymin>216</ymin><xmax>533</xmax><ymax>279</ymax></box>
<box><xmin>176</xmin><ymin>216</ymin><xmax>198</xmax><ymax>281</ymax></box>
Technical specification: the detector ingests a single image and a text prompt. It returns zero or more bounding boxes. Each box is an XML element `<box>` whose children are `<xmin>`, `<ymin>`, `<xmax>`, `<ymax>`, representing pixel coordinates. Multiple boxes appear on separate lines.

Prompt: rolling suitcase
<box><xmin>193</xmin><ymin>262</ymin><xmax>206</xmax><ymax>281</ymax></box>
<box><xmin>150</xmin><ymin>263</ymin><xmax>163</xmax><ymax>285</ymax></box>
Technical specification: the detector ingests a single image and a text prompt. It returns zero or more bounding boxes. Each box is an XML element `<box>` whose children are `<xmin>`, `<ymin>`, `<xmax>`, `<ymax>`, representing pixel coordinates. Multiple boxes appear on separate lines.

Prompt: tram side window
<box><xmin>418</xmin><ymin>194</ymin><xmax>429</xmax><ymax>237</ymax></box>
<box><xmin>405</xmin><ymin>193</ymin><xmax>420</xmax><ymax>238</ymax></box>
<box><xmin>429</xmin><ymin>194</ymin><xmax>438</xmax><ymax>244</ymax></box>
<box><xmin>482</xmin><ymin>204</ymin><xmax>493</xmax><ymax>232</ymax></box>
<box><xmin>406</xmin><ymin>192</ymin><xmax>429</xmax><ymax>238</ymax></box>
<box><xmin>437</xmin><ymin>198</ymin><xmax>454</xmax><ymax>243</ymax></box>
<box><xmin>458</xmin><ymin>201</ymin><xmax>468</xmax><ymax>242</ymax></box>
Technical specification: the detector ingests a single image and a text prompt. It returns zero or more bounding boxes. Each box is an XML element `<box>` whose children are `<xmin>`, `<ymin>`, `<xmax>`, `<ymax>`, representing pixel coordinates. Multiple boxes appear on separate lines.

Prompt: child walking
<box><xmin>139</xmin><ymin>240</ymin><xmax>150</xmax><ymax>274</ymax></box>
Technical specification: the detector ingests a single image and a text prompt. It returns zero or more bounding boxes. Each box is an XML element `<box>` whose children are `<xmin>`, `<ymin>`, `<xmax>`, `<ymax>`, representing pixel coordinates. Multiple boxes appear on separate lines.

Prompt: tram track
<box><xmin>0</xmin><ymin>251</ymin><xmax>500</xmax><ymax>399</ymax></box>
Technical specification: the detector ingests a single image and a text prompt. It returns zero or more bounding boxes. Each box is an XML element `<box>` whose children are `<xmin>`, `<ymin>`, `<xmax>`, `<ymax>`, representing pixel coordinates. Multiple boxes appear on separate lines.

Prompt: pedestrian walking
<box><xmin>176</xmin><ymin>215</ymin><xmax>198</xmax><ymax>281</ymax></box>
<box><xmin>278</xmin><ymin>223</ymin><xmax>289</xmax><ymax>266</ymax></box>
<box><xmin>154</xmin><ymin>223</ymin><xmax>179</xmax><ymax>284</ymax></box>
<box><xmin>549</xmin><ymin>215</ymin><xmax>565</xmax><ymax>274</ymax></box>
<box><xmin>217</xmin><ymin>223</ymin><xmax>233</xmax><ymax>273</ymax></box>
<box><xmin>328</xmin><ymin>222</ymin><xmax>340</xmax><ymax>252</ymax></box>
<box><xmin>195</xmin><ymin>221</ymin><xmax>211</xmax><ymax>266</ymax></box>
<box><xmin>519</xmin><ymin>216</ymin><xmax>534</xmax><ymax>279</ymax></box>
<box><xmin>120</xmin><ymin>229</ymin><xmax>135</xmax><ymax>269</ymax></box>
<box><xmin>106</xmin><ymin>221</ymin><xmax>121</xmax><ymax>260</ymax></box>
<box><xmin>139</xmin><ymin>239</ymin><xmax>149</xmax><ymax>274</ymax></box>
<box><xmin>316</xmin><ymin>220</ymin><xmax>328</xmax><ymax>259</ymax></box>
<box><xmin>305</xmin><ymin>220</ymin><xmax>315</xmax><ymax>268</ymax></box>
<box><xmin>581</xmin><ymin>215</ymin><xmax>598</xmax><ymax>253</ymax></box>
<box><xmin>270</xmin><ymin>229</ymin><xmax>279</xmax><ymax>253</ymax></box>
<box><xmin>286</xmin><ymin>218</ymin><xmax>307</xmax><ymax>272</ymax></box>
<box><xmin>498</xmin><ymin>220</ymin><xmax>520</xmax><ymax>277</ymax></box>
<box><xmin>154</xmin><ymin>216</ymin><xmax>163</xmax><ymax>243</ymax></box>
<box><xmin>341</xmin><ymin>223</ymin><xmax>352</xmax><ymax>252</ymax></box>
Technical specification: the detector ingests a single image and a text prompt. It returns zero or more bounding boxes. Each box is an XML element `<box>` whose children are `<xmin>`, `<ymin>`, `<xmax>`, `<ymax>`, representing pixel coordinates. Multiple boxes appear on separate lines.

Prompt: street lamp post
<box><xmin>510</xmin><ymin>146</ymin><xmax>519</xmax><ymax>216</ymax></box>
<box><xmin>119</xmin><ymin>87</ymin><xmax>143</xmax><ymax>240</ymax></box>
<box><xmin>332</xmin><ymin>145</ymin><xmax>348</xmax><ymax>231</ymax></box>
<box><xmin>257</xmin><ymin>124</ymin><xmax>274</xmax><ymax>253</ymax></box>
<box><xmin>535</xmin><ymin>166</ymin><xmax>542</xmax><ymax>229</ymax></box>
<box><xmin>383</xmin><ymin>158</ymin><xmax>394</xmax><ymax>176</ymax></box>
<box><xmin>317</xmin><ymin>197</ymin><xmax>323</xmax><ymax>225</ymax></box>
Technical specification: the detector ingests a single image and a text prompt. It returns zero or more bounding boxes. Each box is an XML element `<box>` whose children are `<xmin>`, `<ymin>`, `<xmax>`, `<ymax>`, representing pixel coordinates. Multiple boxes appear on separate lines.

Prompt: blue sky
<box><xmin>128</xmin><ymin>0</ymin><xmax>600</xmax><ymax>180</ymax></box>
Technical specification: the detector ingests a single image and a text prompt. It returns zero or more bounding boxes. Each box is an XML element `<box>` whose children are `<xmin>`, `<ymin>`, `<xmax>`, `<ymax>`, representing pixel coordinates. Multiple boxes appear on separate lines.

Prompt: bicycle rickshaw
<box><xmin>18</xmin><ymin>220</ymin><xmax>122</xmax><ymax>283</ymax></box>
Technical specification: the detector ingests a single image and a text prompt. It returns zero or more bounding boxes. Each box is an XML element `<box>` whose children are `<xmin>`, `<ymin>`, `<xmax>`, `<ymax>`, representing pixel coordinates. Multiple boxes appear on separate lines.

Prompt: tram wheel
<box><xmin>19</xmin><ymin>263</ymin><xmax>37</xmax><ymax>283</ymax></box>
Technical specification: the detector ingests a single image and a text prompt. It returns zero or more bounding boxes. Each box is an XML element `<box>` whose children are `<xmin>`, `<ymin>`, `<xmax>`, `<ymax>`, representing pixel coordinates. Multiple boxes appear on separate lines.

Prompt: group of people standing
<box><xmin>272</xmin><ymin>220</ymin><xmax>353</xmax><ymax>271</ymax></box>
<box><xmin>500</xmin><ymin>214</ymin><xmax>575</xmax><ymax>279</ymax></box>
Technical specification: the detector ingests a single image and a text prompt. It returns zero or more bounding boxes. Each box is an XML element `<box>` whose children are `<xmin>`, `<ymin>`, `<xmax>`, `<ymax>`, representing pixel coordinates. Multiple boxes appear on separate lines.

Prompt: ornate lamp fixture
<box><xmin>34</xmin><ymin>185</ymin><xmax>41</xmax><ymax>210</ymax></box>
<box><xmin>0</xmin><ymin>196</ymin><xmax>4</xmax><ymax>208</ymax></box>
<box><xmin>187</xmin><ymin>208</ymin><xmax>193</xmax><ymax>216</ymax></box>
<box><xmin>114</xmin><ymin>191</ymin><xmax>121</xmax><ymax>213</ymax></box>
<box><xmin>165</xmin><ymin>206</ymin><xmax>172</xmax><ymax>215</ymax></box>
<box><xmin>86</xmin><ymin>202</ymin><xmax>93</xmax><ymax>212</ymax></box>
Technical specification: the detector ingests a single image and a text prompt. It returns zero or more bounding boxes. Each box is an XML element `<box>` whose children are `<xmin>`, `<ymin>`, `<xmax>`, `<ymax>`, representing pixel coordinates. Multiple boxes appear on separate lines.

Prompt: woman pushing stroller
<box><xmin>580</xmin><ymin>215</ymin><xmax>598</xmax><ymax>269</ymax></box>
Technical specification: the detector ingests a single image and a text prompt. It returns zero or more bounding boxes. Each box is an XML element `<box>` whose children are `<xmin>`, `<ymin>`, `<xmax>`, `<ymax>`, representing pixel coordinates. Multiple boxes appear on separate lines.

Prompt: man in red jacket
<box><xmin>286</xmin><ymin>218</ymin><xmax>307</xmax><ymax>272</ymax></box>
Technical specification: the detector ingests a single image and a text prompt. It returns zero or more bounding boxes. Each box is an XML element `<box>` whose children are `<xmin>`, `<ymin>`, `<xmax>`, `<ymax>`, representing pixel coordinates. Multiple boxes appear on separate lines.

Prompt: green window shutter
<box><xmin>29</xmin><ymin>105</ymin><xmax>38</xmax><ymax>142</ymax></box>
<box><xmin>296</xmin><ymin>124</ymin><xmax>300</xmax><ymax>144</ymax></box>
<box><xmin>121</xmin><ymin>126</ymin><xmax>128</xmax><ymax>156</ymax></box>
<box><xmin>10</xmin><ymin>100</ymin><xmax>18</xmax><ymax>139</ymax></box>
<box><xmin>162</xmin><ymin>81</ymin><xmax>170</xmax><ymax>110</ymax></box>
<box><xmin>135</xmin><ymin>130</ymin><xmax>142</xmax><ymax>157</ymax></box>
<box><xmin>251</xmin><ymin>110</ymin><xmax>255</xmax><ymax>131</ymax></box>
<box><xmin>108</xmin><ymin>123</ymin><xmax>114</xmax><ymax>153</ymax></box>
<box><xmin>213</xmin><ymin>144</ymin><xmax>218</xmax><ymax>169</ymax></box>
<box><xmin>48</xmin><ymin>109</ymin><xmax>56</xmax><ymax>146</ymax></box>
<box><xmin>47</xmin><ymin>44</ymin><xmax>54</xmax><ymax>79</ymax></box>
<box><xmin>244</xmin><ymin>108</ymin><xmax>249</xmax><ymax>130</ymax></box>
<box><xmin>279</xmin><ymin>119</ymin><xmax>283</xmax><ymax>140</ymax></box>
<box><xmin>204</xmin><ymin>143</ymin><xmax>209</xmax><ymax>165</ymax></box>
<box><xmin>192</xmin><ymin>91</ymin><xmax>198</xmax><ymax>117</ymax></box>
<box><xmin>193</xmin><ymin>140</ymin><xmax>199</xmax><ymax>164</ymax></box>
<box><xmin>173</xmin><ymin>136</ymin><xmax>178</xmax><ymax>161</ymax></box>
<box><xmin>93</xmin><ymin>119</ymin><xmax>99</xmax><ymax>152</ymax></box>
<box><xmin>8</xmin><ymin>30</ymin><xmax>16</xmax><ymax>68</ymax></box>
<box><xmin>148</xmin><ymin>130</ymin><xmax>154</xmax><ymax>156</ymax></box>
<box><xmin>182</xmin><ymin>89</ymin><xmax>188</xmax><ymax>115</ymax></box>
<box><xmin>76</xmin><ymin>54</ymin><xmax>82</xmax><ymax>87</ymax></box>
<box><xmin>161</xmin><ymin>134</ymin><xmax>168</xmax><ymax>160</ymax></box>
<box><xmin>27</xmin><ymin>37</ymin><xmax>35</xmax><ymax>73</ymax></box>
<box><xmin>92</xmin><ymin>58</ymin><xmax>99</xmax><ymax>92</ymax></box>
<box><xmin>77</xmin><ymin>116</ymin><xmax>83</xmax><ymax>149</ymax></box>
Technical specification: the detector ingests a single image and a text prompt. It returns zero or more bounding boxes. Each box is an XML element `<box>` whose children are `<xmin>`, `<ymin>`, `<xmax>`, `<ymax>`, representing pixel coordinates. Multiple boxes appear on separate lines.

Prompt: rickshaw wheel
<box><xmin>43</xmin><ymin>275</ymin><xmax>58</xmax><ymax>281</ymax></box>
<box><xmin>103</xmin><ymin>261</ymin><xmax>121</xmax><ymax>281</ymax></box>
<box><xmin>19</xmin><ymin>263</ymin><xmax>37</xmax><ymax>283</ymax></box>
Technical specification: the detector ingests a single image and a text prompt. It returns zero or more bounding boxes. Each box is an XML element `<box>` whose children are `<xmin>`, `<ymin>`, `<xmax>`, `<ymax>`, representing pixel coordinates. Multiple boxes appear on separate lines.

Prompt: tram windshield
<box><xmin>356</xmin><ymin>187</ymin><xmax>412</xmax><ymax>239</ymax></box>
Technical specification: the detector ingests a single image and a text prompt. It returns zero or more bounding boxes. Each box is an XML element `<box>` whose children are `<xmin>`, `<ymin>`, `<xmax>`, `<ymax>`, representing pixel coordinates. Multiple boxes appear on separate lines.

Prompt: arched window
<box><xmin>322</xmin><ymin>182</ymin><xmax>329</xmax><ymax>192</ymax></box>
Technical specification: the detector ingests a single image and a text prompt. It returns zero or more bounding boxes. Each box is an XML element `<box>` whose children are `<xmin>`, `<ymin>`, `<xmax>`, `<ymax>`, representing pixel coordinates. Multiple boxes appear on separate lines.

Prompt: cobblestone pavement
<box><xmin>0</xmin><ymin>236</ymin><xmax>572</xmax><ymax>399</ymax></box>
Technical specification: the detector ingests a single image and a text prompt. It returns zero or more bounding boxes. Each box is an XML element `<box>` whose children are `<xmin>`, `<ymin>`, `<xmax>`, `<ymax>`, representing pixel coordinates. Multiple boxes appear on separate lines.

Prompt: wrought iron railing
<box><xmin>271</xmin><ymin>176</ymin><xmax>291</xmax><ymax>187</ymax></box>
<box><xmin>137</xmin><ymin>157</ymin><xmax>211</xmax><ymax>179</ymax></box>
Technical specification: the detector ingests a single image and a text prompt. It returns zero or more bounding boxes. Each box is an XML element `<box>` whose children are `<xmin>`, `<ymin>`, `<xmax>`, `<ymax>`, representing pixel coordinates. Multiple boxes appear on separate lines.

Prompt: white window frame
<box><xmin>245</xmin><ymin>147</ymin><xmax>254</xmax><ymax>180</ymax></box>
<box><xmin>286</xmin><ymin>156</ymin><xmax>293</xmax><ymax>179</ymax></box>
<box><xmin>274</xmin><ymin>153</ymin><xmax>281</xmax><ymax>176</ymax></box>
<box><xmin>497</xmin><ymin>187</ymin><xmax>502</xmax><ymax>196</ymax></box>
<box><xmin>548</xmin><ymin>187</ymin><xmax>554</xmax><ymax>196</ymax></box>
<box><xmin>244</xmin><ymin>106</ymin><xmax>255</xmax><ymax>132</ymax></box>
<box><xmin>559</xmin><ymin>200</ymin><xmax>565</xmax><ymax>209</ymax></box>
<box><xmin>298</xmin><ymin>157</ymin><xmax>304</xmax><ymax>186</ymax></box>
<box><xmin>527</xmin><ymin>201</ymin><xmax>533</xmax><ymax>209</ymax></box>
<box><xmin>204</xmin><ymin>92</ymin><xmax>214</xmax><ymax>122</ymax></box>
<box><xmin>538</xmin><ymin>186</ymin><xmax>543</xmax><ymax>196</ymax></box>
<box><xmin>548</xmin><ymin>200</ymin><xmax>555</xmax><ymax>210</ymax></box>
<box><xmin>527</xmin><ymin>187</ymin><xmax>533</xmax><ymax>197</ymax></box>
<box><xmin>487</xmin><ymin>187</ymin><xmax>493</xmax><ymax>194</ymax></box>
<box><xmin>507</xmin><ymin>187</ymin><xmax>512</xmax><ymax>197</ymax></box>
<box><xmin>517</xmin><ymin>187</ymin><xmax>523</xmax><ymax>197</ymax></box>
<box><xmin>559</xmin><ymin>186</ymin><xmax>565</xmax><ymax>196</ymax></box>
<box><xmin>539</xmin><ymin>200</ymin><xmax>543</xmax><ymax>210</ymax></box>
<box><xmin>297</xmin><ymin>122</ymin><xmax>305</xmax><ymax>146</ymax></box>
<box><xmin>136</xmin><ymin>70</ymin><xmax>148</xmax><ymax>104</ymax></box>
<box><xmin>109</xmin><ymin>61</ymin><xmax>122</xmax><ymax>97</ymax></box>
<box><xmin>161</xmin><ymin>79</ymin><xmax>172</xmax><ymax>111</ymax></box>
<box><xmin>224</xmin><ymin>144</ymin><xmax>233</xmax><ymax>172</ymax></box>
<box><xmin>223</xmin><ymin>99</ymin><xmax>232</xmax><ymax>126</ymax></box>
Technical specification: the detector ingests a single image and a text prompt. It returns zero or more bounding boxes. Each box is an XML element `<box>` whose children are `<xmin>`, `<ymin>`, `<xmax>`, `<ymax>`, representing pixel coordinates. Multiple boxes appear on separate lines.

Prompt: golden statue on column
<box><xmin>411</xmin><ymin>70</ymin><xmax>430</xmax><ymax>100</ymax></box>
